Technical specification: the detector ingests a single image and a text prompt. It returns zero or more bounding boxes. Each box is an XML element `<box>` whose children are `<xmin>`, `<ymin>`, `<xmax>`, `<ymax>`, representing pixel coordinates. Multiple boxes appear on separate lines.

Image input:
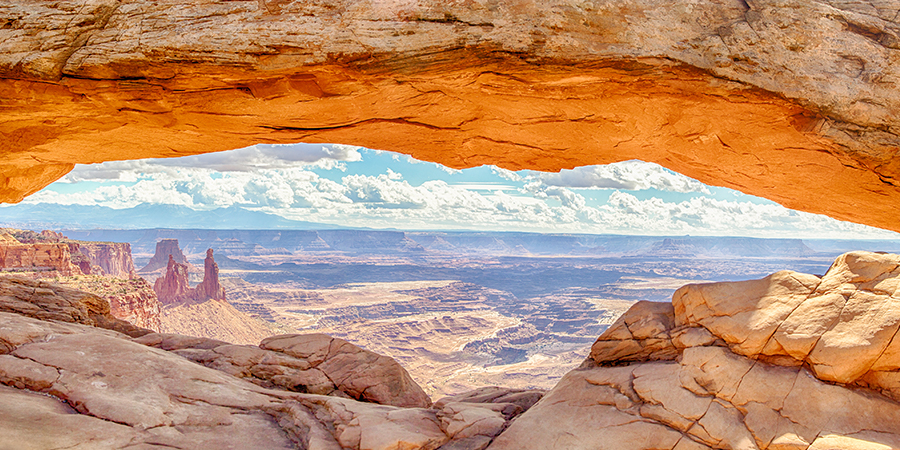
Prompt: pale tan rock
<box><xmin>488</xmin><ymin>364</ymin><xmax>685</xmax><ymax>450</ymax></box>
<box><xmin>632</xmin><ymin>362</ymin><xmax>711</xmax><ymax>422</ymax></box>
<box><xmin>666</xmin><ymin>252</ymin><xmax>900</xmax><ymax>400</ymax></box>
<box><xmin>437</xmin><ymin>402</ymin><xmax>507</xmax><ymax>440</ymax></box>
<box><xmin>590</xmin><ymin>300</ymin><xmax>678</xmax><ymax>364</ymax></box>
<box><xmin>672</xmin><ymin>326</ymin><xmax>717</xmax><ymax>349</ymax></box>
<box><xmin>263</xmin><ymin>333</ymin><xmax>433</xmax><ymax>408</ymax></box>
<box><xmin>297</xmin><ymin>396</ymin><xmax>448</xmax><ymax>450</ymax></box>
<box><xmin>0</xmin><ymin>353</ymin><xmax>58</xmax><ymax>390</ymax></box>
<box><xmin>0</xmin><ymin>275</ymin><xmax>150</xmax><ymax>338</ymax></box>
<box><xmin>808</xmin><ymin>434</ymin><xmax>898</xmax><ymax>450</ymax></box>
<box><xmin>673</xmin><ymin>271</ymin><xmax>820</xmax><ymax>356</ymax></box>
<box><xmin>1</xmin><ymin>310</ymin><xmax>483</xmax><ymax>450</ymax></box>
<box><xmin>495</xmin><ymin>254</ymin><xmax>900</xmax><ymax>450</ymax></box>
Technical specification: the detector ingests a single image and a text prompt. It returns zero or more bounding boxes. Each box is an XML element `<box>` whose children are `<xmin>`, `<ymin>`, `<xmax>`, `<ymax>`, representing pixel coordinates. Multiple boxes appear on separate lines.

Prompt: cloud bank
<box><xmin>24</xmin><ymin>145</ymin><xmax>900</xmax><ymax>239</ymax></box>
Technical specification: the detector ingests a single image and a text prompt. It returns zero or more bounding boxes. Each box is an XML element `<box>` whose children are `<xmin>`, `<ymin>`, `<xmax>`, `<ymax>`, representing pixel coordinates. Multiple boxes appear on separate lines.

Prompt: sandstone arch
<box><xmin>0</xmin><ymin>0</ymin><xmax>898</xmax><ymax>231</ymax></box>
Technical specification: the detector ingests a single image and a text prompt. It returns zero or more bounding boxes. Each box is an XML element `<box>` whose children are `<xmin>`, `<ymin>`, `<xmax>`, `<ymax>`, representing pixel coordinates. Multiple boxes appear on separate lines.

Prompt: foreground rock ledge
<box><xmin>494</xmin><ymin>250</ymin><xmax>900</xmax><ymax>450</ymax></box>
<box><xmin>1</xmin><ymin>0</ymin><xmax>899</xmax><ymax>232</ymax></box>
<box><xmin>0</xmin><ymin>275</ymin><xmax>542</xmax><ymax>450</ymax></box>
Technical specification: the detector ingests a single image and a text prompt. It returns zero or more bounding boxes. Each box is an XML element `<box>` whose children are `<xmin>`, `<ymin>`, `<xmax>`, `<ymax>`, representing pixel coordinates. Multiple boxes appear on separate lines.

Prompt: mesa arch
<box><xmin>0</xmin><ymin>0</ymin><xmax>898</xmax><ymax>232</ymax></box>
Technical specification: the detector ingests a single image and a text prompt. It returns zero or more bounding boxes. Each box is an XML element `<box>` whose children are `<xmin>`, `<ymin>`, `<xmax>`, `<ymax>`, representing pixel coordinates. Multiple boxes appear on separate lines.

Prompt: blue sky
<box><xmin>14</xmin><ymin>143</ymin><xmax>900</xmax><ymax>239</ymax></box>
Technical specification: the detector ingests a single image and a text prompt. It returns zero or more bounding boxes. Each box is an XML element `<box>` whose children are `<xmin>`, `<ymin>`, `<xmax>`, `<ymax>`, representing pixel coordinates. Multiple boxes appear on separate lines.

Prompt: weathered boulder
<box><xmin>137</xmin><ymin>332</ymin><xmax>433</xmax><ymax>408</ymax></box>
<box><xmin>0</xmin><ymin>308</ymin><xmax>526</xmax><ymax>450</ymax></box>
<box><xmin>495</xmin><ymin>251</ymin><xmax>900</xmax><ymax>449</ymax></box>
<box><xmin>675</xmin><ymin>251</ymin><xmax>900</xmax><ymax>397</ymax></box>
<box><xmin>0</xmin><ymin>275</ymin><xmax>150</xmax><ymax>338</ymax></box>
<box><xmin>0</xmin><ymin>1</ymin><xmax>899</xmax><ymax>234</ymax></box>
<box><xmin>433</xmin><ymin>387</ymin><xmax>545</xmax><ymax>450</ymax></box>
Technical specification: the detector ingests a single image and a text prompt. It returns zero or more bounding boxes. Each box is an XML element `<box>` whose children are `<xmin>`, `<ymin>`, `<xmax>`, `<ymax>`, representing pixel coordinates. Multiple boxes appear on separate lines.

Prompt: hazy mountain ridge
<box><xmin>55</xmin><ymin>228</ymin><xmax>878</xmax><ymax>260</ymax></box>
<box><xmin>0</xmin><ymin>203</ymin><xmax>345</xmax><ymax>230</ymax></box>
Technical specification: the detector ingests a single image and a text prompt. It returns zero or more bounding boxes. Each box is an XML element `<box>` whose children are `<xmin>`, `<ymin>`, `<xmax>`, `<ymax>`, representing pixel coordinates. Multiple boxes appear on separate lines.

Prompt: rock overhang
<box><xmin>0</xmin><ymin>0</ymin><xmax>898</xmax><ymax>232</ymax></box>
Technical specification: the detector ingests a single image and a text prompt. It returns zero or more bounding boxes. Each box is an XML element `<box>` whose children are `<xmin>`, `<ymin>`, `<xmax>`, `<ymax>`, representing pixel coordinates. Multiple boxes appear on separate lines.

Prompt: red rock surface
<box><xmin>52</xmin><ymin>275</ymin><xmax>161</xmax><ymax>332</ymax></box>
<box><xmin>76</xmin><ymin>242</ymin><xmax>136</xmax><ymax>278</ymax></box>
<box><xmin>153</xmin><ymin>255</ymin><xmax>190</xmax><ymax>305</ymax></box>
<box><xmin>1</xmin><ymin>229</ymin><xmax>137</xmax><ymax>279</ymax></box>
<box><xmin>0</xmin><ymin>232</ymin><xmax>81</xmax><ymax>276</ymax></box>
<box><xmin>153</xmin><ymin>249</ymin><xmax>226</xmax><ymax>305</ymax></box>
<box><xmin>194</xmin><ymin>249</ymin><xmax>226</xmax><ymax>302</ymax></box>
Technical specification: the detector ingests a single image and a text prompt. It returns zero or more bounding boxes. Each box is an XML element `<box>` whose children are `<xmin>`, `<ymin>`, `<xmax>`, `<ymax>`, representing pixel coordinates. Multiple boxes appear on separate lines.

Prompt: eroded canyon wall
<box><xmin>0</xmin><ymin>0</ymin><xmax>898</xmax><ymax>231</ymax></box>
<box><xmin>0</xmin><ymin>232</ymin><xmax>80</xmax><ymax>276</ymax></box>
<box><xmin>76</xmin><ymin>242</ymin><xmax>136</xmax><ymax>278</ymax></box>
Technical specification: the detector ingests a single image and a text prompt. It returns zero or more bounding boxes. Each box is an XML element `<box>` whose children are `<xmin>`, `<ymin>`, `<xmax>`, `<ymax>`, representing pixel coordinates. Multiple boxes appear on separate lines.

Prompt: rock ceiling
<box><xmin>0</xmin><ymin>0</ymin><xmax>898</xmax><ymax>231</ymax></box>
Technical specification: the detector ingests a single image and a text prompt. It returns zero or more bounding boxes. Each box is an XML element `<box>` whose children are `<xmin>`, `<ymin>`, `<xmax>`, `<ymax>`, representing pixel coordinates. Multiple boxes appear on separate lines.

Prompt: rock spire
<box><xmin>153</xmin><ymin>249</ymin><xmax>225</xmax><ymax>305</ymax></box>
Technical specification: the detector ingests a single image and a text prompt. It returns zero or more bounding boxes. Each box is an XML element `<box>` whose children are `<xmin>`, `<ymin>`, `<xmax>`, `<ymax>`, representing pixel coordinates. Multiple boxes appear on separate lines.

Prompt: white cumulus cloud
<box><xmin>532</xmin><ymin>160</ymin><xmax>711</xmax><ymax>194</ymax></box>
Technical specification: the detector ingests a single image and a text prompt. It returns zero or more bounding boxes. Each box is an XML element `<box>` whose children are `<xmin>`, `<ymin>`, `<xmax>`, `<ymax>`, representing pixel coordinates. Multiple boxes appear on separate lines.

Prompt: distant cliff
<box><xmin>140</xmin><ymin>239</ymin><xmax>188</xmax><ymax>272</ymax></box>
<box><xmin>0</xmin><ymin>228</ymin><xmax>137</xmax><ymax>278</ymax></box>
<box><xmin>0</xmin><ymin>231</ymin><xmax>80</xmax><ymax>275</ymax></box>
<box><xmin>154</xmin><ymin>249</ymin><xmax>226</xmax><ymax>305</ymax></box>
<box><xmin>76</xmin><ymin>242</ymin><xmax>136</xmax><ymax>278</ymax></box>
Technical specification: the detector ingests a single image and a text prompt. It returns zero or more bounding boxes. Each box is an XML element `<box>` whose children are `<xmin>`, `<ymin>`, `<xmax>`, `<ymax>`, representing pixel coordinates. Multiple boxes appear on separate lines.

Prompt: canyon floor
<box><xmin>103</xmin><ymin>229</ymin><xmax>862</xmax><ymax>398</ymax></box>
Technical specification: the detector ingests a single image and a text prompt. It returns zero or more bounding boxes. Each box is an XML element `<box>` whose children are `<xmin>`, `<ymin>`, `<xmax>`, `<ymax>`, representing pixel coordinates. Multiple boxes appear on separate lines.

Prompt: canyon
<box><xmin>0</xmin><ymin>228</ymin><xmax>135</xmax><ymax>278</ymax></box>
<box><xmin>61</xmin><ymin>228</ymin><xmax>895</xmax><ymax>398</ymax></box>
<box><xmin>4</xmin><ymin>250</ymin><xmax>900</xmax><ymax>449</ymax></box>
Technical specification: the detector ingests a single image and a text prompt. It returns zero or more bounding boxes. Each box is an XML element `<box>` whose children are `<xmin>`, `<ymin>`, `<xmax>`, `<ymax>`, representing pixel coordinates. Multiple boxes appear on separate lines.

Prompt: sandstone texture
<box><xmin>136</xmin><ymin>332</ymin><xmax>433</xmax><ymax>409</ymax></box>
<box><xmin>0</xmin><ymin>278</ymin><xmax>541</xmax><ymax>450</ymax></box>
<box><xmin>0</xmin><ymin>1</ymin><xmax>898</xmax><ymax>233</ymax></box>
<box><xmin>0</xmin><ymin>232</ymin><xmax>80</xmax><ymax>276</ymax></box>
<box><xmin>1</xmin><ymin>228</ymin><xmax>137</xmax><ymax>278</ymax></box>
<box><xmin>496</xmin><ymin>251</ymin><xmax>900</xmax><ymax>449</ymax></box>
<box><xmin>76</xmin><ymin>241</ymin><xmax>136</xmax><ymax>278</ymax></box>
<box><xmin>53</xmin><ymin>275</ymin><xmax>161</xmax><ymax>332</ymax></box>
<box><xmin>8</xmin><ymin>252</ymin><xmax>900</xmax><ymax>448</ymax></box>
<box><xmin>154</xmin><ymin>249</ymin><xmax>226</xmax><ymax>305</ymax></box>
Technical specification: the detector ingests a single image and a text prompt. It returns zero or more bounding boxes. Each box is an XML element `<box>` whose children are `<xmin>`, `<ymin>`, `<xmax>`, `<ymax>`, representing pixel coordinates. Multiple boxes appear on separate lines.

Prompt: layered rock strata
<box><xmin>75</xmin><ymin>242</ymin><xmax>136</xmax><ymax>278</ymax></box>
<box><xmin>153</xmin><ymin>249</ymin><xmax>226</xmax><ymax>305</ymax></box>
<box><xmin>8</xmin><ymin>252</ymin><xmax>900</xmax><ymax>448</ymax></box>
<box><xmin>0</xmin><ymin>276</ymin><xmax>150</xmax><ymax>339</ymax></box>
<box><xmin>0</xmin><ymin>1</ymin><xmax>899</xmax><ymax>233</ymax></box>
<box><xmin>0</xmin><ymin>232</ymin><xmax>80</xmax><ymax>275</ymax></box>
<box><xmin>1</xmin><ymin>228</ymin><xmax>137</xmax><ymax>278</ymax></box>
<box><xmin>495</xmin><ymin>251</ymin><xmax>900</xmax><ymax>449</ymax></box>
<box><xmin>52</xmin><ymin>275</ymin><xmax>162</xmax><ymax>332</ymax></box>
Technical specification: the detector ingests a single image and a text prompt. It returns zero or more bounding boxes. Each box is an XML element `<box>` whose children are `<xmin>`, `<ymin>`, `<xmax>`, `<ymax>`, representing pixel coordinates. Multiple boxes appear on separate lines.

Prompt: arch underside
<box><xmin>0</xmin><ymin>0</ymin><xmax>898</xmax><ymax>232</ymax></box>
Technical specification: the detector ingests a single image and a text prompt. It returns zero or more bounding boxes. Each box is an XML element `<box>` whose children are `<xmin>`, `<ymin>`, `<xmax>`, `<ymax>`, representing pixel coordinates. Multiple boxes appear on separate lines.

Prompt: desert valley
<box><xmin>6</xmin><ymin>227</ymin><xmax>892</xmax><ymax>399</ymax></box>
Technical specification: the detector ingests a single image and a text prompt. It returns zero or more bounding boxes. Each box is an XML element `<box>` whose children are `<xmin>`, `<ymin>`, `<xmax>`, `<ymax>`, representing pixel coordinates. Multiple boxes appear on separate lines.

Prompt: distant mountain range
<box><xmin>55</xmin><ymin>227</ymin><xmax>900</xmax><ymax>261</ymax></box>
<box><xmin>5</xmin><ymin>203</ymin><xmax>899</xmax><ymax>260</ymax></box>
<box><xmin>0</xmin><ymin>203</ymin><xmax>347</xmax><ymax>230</ymax></box>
